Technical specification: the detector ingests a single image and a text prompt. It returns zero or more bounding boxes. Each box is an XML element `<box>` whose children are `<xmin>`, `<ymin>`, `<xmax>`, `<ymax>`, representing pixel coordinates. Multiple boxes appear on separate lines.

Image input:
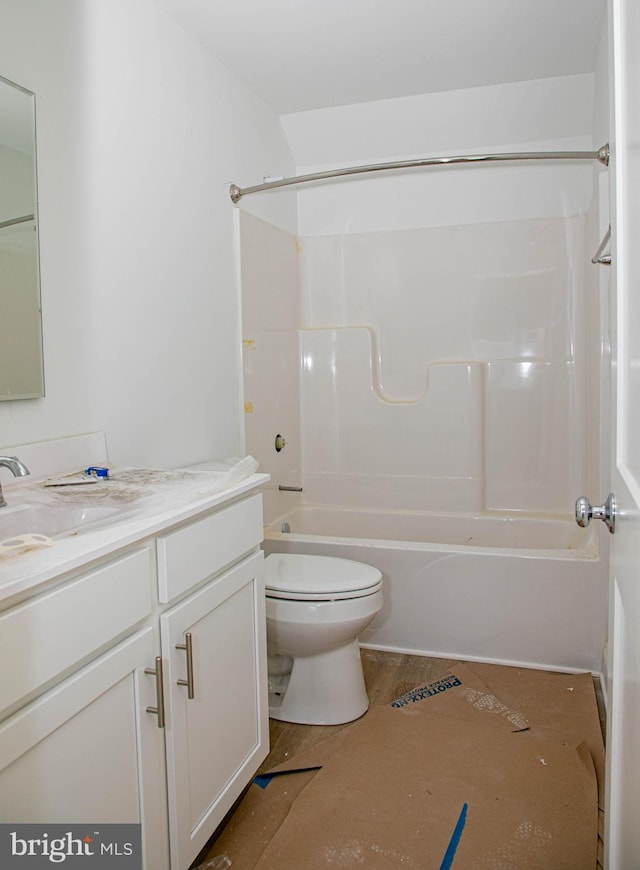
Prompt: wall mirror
<box><xmin>0</xmin><ymin>74</ymin><xmax>44</xmax><ymax>400</ymax></box>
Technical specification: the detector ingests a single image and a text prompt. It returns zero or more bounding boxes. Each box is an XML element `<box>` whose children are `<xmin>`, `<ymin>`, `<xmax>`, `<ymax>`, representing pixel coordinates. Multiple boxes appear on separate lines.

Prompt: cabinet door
<box><xmin>0</xmin><ymin>627</ymin><xmax>169</xmax><ymax>870</ymax></box>
<box><xmin>162</xmin><ymin>551</ymin><xmax>267</xmax><ymax>869</ymax></box>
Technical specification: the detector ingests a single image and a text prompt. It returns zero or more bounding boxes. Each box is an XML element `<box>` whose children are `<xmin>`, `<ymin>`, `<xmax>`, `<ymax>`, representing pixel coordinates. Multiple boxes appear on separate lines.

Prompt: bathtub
<box><xmin>262</xmin><ymin>504</ymin><xmax>607</xmax><ymax>673</ymax></box>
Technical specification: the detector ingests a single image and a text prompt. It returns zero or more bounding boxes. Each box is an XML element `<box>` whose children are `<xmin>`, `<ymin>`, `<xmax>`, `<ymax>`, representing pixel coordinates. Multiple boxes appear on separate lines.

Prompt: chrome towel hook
<box><xmin>591</xmin><ymin>224</ymin><xmax>611</xmax><ymax>265</ymax></box>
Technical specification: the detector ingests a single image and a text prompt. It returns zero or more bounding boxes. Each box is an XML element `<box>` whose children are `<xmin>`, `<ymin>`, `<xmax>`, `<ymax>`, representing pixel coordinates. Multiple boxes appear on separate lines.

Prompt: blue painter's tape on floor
<box><xmin>253</xmin><ymin>774</ymin><xmax>274</xmax><ymax>789</ymax></box>
<box><xmin>253</xmin><ymin>766</ymin><xmax>323</xmax><ymax>790</ymax></box>
<box><xmin>440</xmin><ymin>802</ymin><xmax>468</xmax><ymax>870</ymax></box>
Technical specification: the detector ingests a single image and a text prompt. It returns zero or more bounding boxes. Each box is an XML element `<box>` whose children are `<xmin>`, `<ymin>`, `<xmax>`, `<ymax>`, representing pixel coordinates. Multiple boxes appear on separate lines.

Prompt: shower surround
<box><xmin>297</xmin><ymin>215</ymin><xmax>589</xmax><ymax>515</ymax></box>
<box><xmin>242</xmin><ymin>210</ymin><xmax>595</xmax><ymax>515</ymax></box>
<box><xmin>240</xmin><ymin>206</ymin><xmax>607</xmax><ymax>671</ymax></box>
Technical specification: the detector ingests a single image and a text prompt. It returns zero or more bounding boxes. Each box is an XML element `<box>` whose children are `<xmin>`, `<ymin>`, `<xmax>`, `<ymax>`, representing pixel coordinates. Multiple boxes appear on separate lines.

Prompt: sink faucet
<box><xmin>0</xmin><ymin>456</ymin><xmax>30</xmax><ymax>508</ymax></box>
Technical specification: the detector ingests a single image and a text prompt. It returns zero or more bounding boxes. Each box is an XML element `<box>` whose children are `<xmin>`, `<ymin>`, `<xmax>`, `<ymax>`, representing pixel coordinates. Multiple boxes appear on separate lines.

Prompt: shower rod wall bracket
<box><xmin>229</xmin><ymin>144</ymin><xmax>610</xmax><ymax>202</ymax></box>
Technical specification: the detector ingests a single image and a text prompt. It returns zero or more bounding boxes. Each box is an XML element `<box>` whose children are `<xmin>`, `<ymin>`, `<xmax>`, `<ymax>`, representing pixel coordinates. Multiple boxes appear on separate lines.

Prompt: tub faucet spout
<box><xmin>0</xmin><ymin>456</ymin><xmax>30</xmax><ymax>508</ymax></box>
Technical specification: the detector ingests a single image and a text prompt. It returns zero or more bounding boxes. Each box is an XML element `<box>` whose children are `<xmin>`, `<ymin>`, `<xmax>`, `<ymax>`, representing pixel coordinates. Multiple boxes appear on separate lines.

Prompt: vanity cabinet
<box><xmin>161</xmin><ymin>551</ymin><xmax>267</xmax><ymax>868</ymax></box>
<box><xmin>0</xmin><ymin>624</ymin><xmax>170</xmax><ymax>870</ymax></box>
<box><xmin>157</xmin><ymin>492</ymin><xmax>267</xmax><ymax>868</ymax></box>
<box><xmin>0</xmin><ymin>485</ymin><xmax>268</xmax><ymax>870</ymax></box>
<box><xmin>0</xmin><ymin>545</ymin><xmax>154</xmax><ymax>719</ymax></box>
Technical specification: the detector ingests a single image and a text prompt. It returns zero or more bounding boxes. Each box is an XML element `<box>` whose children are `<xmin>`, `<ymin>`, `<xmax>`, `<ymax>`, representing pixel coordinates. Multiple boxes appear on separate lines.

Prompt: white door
<box><xmin>604</xmin><ymin>0</ymin><xmax>640</xmax><ymax>865</ymax></box>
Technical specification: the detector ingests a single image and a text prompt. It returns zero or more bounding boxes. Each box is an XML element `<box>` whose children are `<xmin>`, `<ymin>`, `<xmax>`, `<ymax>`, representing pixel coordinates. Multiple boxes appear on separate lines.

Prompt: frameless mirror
<box><xmin>0</xmin><ymin>74</ymin><xmax>44</xmax><ymax>400</ymax></box>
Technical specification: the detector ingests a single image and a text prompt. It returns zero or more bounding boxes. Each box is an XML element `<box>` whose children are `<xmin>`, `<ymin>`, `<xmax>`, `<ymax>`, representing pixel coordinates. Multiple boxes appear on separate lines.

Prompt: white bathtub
<box><xmin>262</xmin><ymin>504</ymin><xmax>608</xmax><ymax>673</ymax></box>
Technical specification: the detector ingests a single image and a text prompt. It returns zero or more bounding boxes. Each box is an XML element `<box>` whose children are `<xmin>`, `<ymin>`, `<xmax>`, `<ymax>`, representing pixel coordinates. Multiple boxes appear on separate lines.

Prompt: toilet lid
<box><xmin>264</xmin><ymin>553</ymin><xmax>382</xmax><ymax>601</ymax></box>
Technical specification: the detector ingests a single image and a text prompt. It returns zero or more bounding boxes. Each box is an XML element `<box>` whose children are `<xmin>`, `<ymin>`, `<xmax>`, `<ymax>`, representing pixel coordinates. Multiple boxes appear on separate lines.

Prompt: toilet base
<box><xmin>268</xmin><ymin>640</ymin><xmax>369</xmax><ymax>725</ymax></box>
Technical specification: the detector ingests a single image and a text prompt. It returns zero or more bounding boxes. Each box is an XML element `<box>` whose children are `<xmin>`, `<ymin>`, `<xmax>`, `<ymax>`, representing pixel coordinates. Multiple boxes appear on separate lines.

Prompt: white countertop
<box><xmin>0</xmin><ymin>470</ymin><xmax>270</xmax><ymax>607</ymax></box>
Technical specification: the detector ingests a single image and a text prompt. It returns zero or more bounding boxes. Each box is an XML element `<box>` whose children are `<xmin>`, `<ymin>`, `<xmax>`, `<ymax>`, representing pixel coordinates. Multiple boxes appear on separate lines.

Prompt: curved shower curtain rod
<box><xmin>229</xmin><ymin>143</ymin><xmax>610</xmax><ymax>203</ymax></box>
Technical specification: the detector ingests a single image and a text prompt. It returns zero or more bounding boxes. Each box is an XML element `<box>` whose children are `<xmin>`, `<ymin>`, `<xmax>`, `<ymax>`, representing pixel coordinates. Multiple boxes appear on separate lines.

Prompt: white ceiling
<box><xmin>154</xmin><ymin>0</ymin><xmax>606</xmax><ymax>115</ymax></box>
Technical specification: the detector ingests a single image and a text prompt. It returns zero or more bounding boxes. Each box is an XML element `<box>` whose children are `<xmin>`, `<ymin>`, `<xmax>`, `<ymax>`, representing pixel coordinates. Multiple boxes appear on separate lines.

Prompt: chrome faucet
<box><xmin>0</xmin><ymin>456</ymin><xmax>30</xmax><ymax>507</ymax></box>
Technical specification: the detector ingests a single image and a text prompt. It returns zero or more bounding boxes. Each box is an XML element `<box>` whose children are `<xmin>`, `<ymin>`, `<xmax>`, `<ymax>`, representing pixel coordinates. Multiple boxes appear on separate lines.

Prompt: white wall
<box><xmin>282</xmin><ymin>75</ymin><xmax>597</xmax><ymax>236</ymax></box>
<box><xmin>0</xmin><ymin>0</ymin><xmax>295</xmax><ymax>467</ymax></box>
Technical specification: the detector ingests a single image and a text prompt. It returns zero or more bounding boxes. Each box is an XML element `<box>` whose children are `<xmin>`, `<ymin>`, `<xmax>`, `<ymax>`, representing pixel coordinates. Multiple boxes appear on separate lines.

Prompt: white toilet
<box><xmin>264</xmin><ymin>552</ymin><xmax>384</xmax><ymax>725</ymax></box>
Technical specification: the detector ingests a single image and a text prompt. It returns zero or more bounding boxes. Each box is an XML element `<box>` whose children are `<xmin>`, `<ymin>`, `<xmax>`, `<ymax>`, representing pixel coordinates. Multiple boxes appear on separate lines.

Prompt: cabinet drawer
<box><xmin>157</xmin><ymin>494</ymin><xmax>263</xmax><ymax>603</ymax></box>
<box><xmin>0</xmin><ymin>547</ymin><xmax>153</xmax><ymax>718</ymax></box>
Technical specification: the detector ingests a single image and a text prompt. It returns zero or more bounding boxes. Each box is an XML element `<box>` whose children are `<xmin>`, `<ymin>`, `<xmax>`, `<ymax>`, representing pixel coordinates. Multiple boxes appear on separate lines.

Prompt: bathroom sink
<box><xmin>0</xmin><ymin>503</ymin><xmax>127</xmax><ymax>541</ymax></box>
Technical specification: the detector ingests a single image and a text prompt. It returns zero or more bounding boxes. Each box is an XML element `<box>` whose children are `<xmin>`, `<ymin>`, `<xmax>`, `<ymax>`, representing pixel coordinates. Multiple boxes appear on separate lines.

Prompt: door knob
<box><xmin>575</xmin><ymin>493</ymin><xmax>616</xmax><ymax>534</ymax></box>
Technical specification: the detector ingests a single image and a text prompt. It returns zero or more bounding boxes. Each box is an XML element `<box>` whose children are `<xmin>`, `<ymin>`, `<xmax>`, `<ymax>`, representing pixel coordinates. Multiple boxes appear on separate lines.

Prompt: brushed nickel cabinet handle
<box><xmin>145</xmin><ymin>656</ymin><xmax>165</xmax><ymax>728</ymax></box>
<box><xmin>176</xmin><ymin>632</ymin><xmax>195</xmax><ymax>699</ymax></box>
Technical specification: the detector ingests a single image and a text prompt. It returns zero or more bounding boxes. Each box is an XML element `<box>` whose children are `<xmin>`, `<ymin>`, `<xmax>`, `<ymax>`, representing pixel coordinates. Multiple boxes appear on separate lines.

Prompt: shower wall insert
<box><xmin>238</xmin><ymin>143</ymin><xmax>611</xmax><ymax>673</ymax></box>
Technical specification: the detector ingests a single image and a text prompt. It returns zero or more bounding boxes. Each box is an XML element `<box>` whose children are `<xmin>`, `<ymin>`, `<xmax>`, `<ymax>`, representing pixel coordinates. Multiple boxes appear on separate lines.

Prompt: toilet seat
<box><xmin>265</xmin><ymin>553</ymin><xmax>382</xmax><ymax>601</ymax></box>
